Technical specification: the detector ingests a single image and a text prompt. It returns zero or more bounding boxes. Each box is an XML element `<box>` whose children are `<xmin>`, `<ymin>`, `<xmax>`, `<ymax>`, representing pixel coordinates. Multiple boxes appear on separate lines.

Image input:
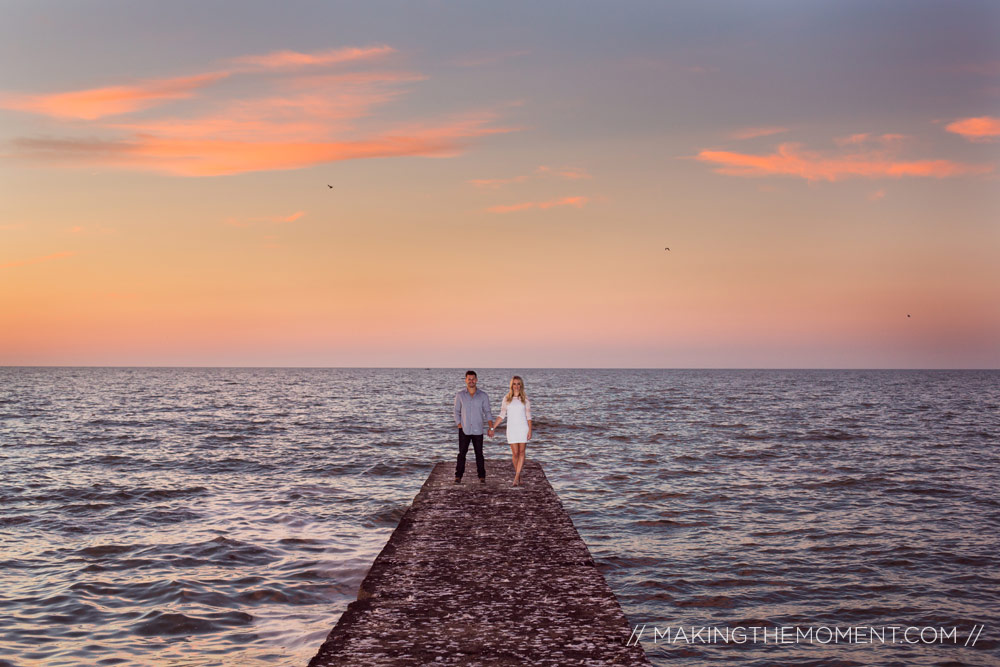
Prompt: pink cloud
<box><xmin>0</xmin><ymin>46</ymin><xmax>400</xmax><ymax>123</ymax></box>
<box><xmin>487</xmin><ymin>196</ymin><xmax>589</xmax><ymax>214</ymax></box>
<box><xmin>105</xmin><ymin>71</ymin><xmax>426</xmax><ymax>143</ymax></box>
<box><xmin>536</xmin><ymin>165</ymin><xmax>592</xmax><ymax>180</ymax></box>
<box><xmin>730</xmin><ymin>126</ymin><xmax>789</xmax><ymax>140</ymax></box>
<box><xmin>0</xmin><ymin>251</ymin><xmax>75</xmax><ymax>269</ymax></box>
<box><xmin>230</xmin><ymin>45</ymin><xmax>394</xmax><ymax>70</ymax></box>
<box><xmin>4</xmin><ymin>46</ymin><xmax>515</xmax><ymax>176</ymax></box>
<box><xmin>276</xmin><ymin>211</ymin><xmax>306</xmax><ymax>223</ymax></box>
<box><xmin>470</xmin><ymin>165</ymin><xmax>591</xmax><ymax>188</ymax></box>
<box><xmin>833</xmin><ymin>133</ymin><xmax>906</xmax><ymax>147</ymax></box>
<box><xmin>224</xmin><ymin>210</ymin><xmax>306</xmax><ymax>227</ymax></box>
<box><xmin>0</xmin><ymin>72</ymin><xmax>228</xmax><ymax>120</ymax></box>
<box><xmin>468</xmin><ymin>175</ymin><xmax>530</xmax><ymax>188</ymax></box>
<box><xmin>695</xmin><ymin>141</ymin><xmax>993</xmax><ymax>181</ymax></box>
<box><xmin>13</xmin><ymin>116</ymin><xmax>507</xmax><ymax>176</ymax></box>
<box><xmin>945</xmin><ymin>116</ymin><xmax>1000</xmax><ymax>142</ymax></box>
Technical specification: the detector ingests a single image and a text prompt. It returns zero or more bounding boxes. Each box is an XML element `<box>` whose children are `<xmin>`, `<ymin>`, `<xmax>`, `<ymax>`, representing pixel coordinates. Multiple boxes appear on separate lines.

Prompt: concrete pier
<box><xmin>309</xmin><ymin>459</ymin><xmax>650</xmax><ymax>666</ymax></box>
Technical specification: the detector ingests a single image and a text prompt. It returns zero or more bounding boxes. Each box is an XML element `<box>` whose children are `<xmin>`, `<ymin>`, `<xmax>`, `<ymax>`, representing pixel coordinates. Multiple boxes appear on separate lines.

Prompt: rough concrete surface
<box><xmin>308</xmin><ymin>459</ymin><xmax>650</xmax><ymax>666</ymax></box>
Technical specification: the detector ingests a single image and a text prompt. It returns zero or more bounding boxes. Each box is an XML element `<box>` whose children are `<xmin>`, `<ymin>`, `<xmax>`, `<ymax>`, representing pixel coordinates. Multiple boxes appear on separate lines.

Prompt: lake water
<box><xmin>1</xmin><ymin>368</ymin><xmax>998</xmax><ymax>665</ymax></box>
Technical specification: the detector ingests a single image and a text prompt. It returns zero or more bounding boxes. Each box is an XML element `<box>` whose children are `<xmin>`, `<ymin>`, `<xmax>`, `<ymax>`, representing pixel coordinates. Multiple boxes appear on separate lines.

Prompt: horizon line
<box><xmin>2</xmin><ymin>365</ymin><xmax>997</xmax><ymax>371</ymax></box>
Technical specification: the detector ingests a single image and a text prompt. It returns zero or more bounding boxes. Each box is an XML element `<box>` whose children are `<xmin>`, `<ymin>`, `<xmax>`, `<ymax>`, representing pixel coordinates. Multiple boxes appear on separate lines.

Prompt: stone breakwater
<box><xmin>308</xmin><ymin>459</ymin><xmax>651</xmax><ymax>666</ymax></box>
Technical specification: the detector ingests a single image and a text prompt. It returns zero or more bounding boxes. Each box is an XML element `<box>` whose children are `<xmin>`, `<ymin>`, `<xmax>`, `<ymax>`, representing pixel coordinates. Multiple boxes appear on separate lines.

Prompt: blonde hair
<box><xmin>504</xmin><ymin>375</ymin><xmax>527</xmax><ymax>405</ymax></box>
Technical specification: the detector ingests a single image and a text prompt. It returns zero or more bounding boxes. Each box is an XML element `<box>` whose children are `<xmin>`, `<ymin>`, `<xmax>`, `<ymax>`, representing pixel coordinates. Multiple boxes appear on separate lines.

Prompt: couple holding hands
<box><xmin>453</xmin><ymin>370</ymin><xmax>532</xmax><ymax>487</ymax></box>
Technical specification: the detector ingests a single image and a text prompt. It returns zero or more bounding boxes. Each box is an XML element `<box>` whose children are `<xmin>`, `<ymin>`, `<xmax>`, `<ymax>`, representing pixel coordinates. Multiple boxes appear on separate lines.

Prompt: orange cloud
<box><xmin>536</xmin><ymin>165</ymin><xmax>592</xmax><ymax>180</ymax></box>
<box><xmin>0</xmin><ymin>251</ymin><xmax>74</xmax><ymax>269</ymax></box>
<box><xmin>834</xmin><ymin>133</ymin><xmax>906</xmax><ymax>147</ymax></box>
<box><xmin>0</xmin><ymin>46</ymin><xmax>401</xmax><ymax>123</ymax></box>
<box><xmin>230</xmin><ymin>45</ymin><xmax>394</xmax><ymax>70</ymax></box>
<box><xmin>945</xmin><ymin>116</ymin><xmax>1000</xmax><ymax>142</ymax></box>
<box><xmin>0</xmin><ymin>72</ymin><xmax>228</xmax><ymax>120</ymax></box>
<box><xmin>487</xmin><ymin>196</ymin><xmax>589</xmax><ymax>213</ymax></box>
<box><xmin>13</xmin><ymin>117</ymin><xmax>508</xmax><ymax>176</ymax></box>
<box><xmin>277</xmin><ymin>211</ymin><xmax>305</xmax><ymax>223</ymax></box>
<box><xmin>470</xmin><ymin>165</ymin><xmax>591</xmax><ymax>188</ymax></box>
<box><xmin>695</xmin><ymin>141</ymin><xmax>993</xmax><ymax>181</ymax></box>
<box><xmin>730</xmin><ymin>126</ymin><xmax>789</xmax><ymax>140</ymax></box>
<box><xmin>5</xmin><ymin>45</ymin><xmax>514</xmax><ymax>176</ymax></box>
<box><xmin>468</xmin><ymin>175</ymin><xmax>530</xmax><ymax>188</ymax></box>
<box><xmin>103</xmin><ymin>71</ymin><xmax>424</xmax><ymax>146</ymax></box>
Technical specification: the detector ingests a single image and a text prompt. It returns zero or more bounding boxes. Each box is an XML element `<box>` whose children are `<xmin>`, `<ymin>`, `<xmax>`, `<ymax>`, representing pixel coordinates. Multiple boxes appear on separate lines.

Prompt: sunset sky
<box><xmin>2</xmin><ymin>0</ymin><xmax>998</xmax><ymax>368</ymax></box>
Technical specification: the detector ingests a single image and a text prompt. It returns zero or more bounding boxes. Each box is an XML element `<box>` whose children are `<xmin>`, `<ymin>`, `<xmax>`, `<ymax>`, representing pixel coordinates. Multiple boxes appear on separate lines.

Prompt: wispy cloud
<box><xmin>105</xmin><ymin>71</ymin><xmax>426</xmax><ymax>144</ymax></box>
<box><xmin>487</xmin><ymin>196</ymin><xmax>589</xmax><ymax>214</ymax></box>
<box><xmin>730</xmin><ymin>126</ymin><xmax>789</xmax><ymax>141</ymax></box>
<box><xmin>0</xmin><ymin>250</ymin><xmax>74</xmax><ymax>269</ymax></box>
<box><xmin>945</xmin><ymin>116</ymin><xmax>1000</xmax><ymax>142</ymax></box>
<box><xmin>13</xmin><ymin>121</ymin><xmax>506</xmax><ymax>176</ymax></box>
<box><xmin>468</xmin><ymin>175</ymin><xmax>531</xmax><ymax>188</ymax></box>
<box><xmin>535</xmin><ymin>165</ymin><xmax>591</xmax><ymax>180</ymax></box>
<box><xmin>277</xmin><ymin>211</ymin><xmax>306</xmax><ymax>223</ymax></box>
<box><xmin>225</xmin><ymin>210</ymin><xmax>307</xmax><ymax>227</ymax></box>
<box><xmin>229</xmin><ymin>45</ymin><xmax>394</xmax><ymax>70</ymax></box>
<box><xmin>469</xmin><ymin>165</ymin><xmax>591</xmax><ymax>188</ymax></box>
<box><xmin>0</xmin><ymin>46</ymin><xmax>399</xmax><ymax>122</ymax></box>
<box><xmin>0</xmin><ymin>72</ymin><xmax>228</xmax><ymax>120</ymax></box>
<box><xmin>868</xmin><ymin>189</ymin><xmax>886</xmax><ymax>201</ymax></box>
<box><xmin>3</xmin><ymin>46</ymin><xmax>513</xmax><ymax>176</ymax></box>
<box><xmin>833</xmin><ymin>133</ymin><xmax>906</xmax><ymax>147</ymax></box>
<box><xmin>695</xmin><ymin>138</ymin><xmax>993</xmax><ymax>182</ymax></box>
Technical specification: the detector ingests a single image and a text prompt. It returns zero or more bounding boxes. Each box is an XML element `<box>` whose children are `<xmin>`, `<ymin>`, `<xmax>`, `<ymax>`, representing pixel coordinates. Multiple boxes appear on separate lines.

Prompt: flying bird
<box><xmin>327</xmin><ymin>184</ymin><xmax>334</xmax><ymax>189</ymax></box>
<box><xmin>664</xmin><ymin>247</ymin><xmax>670</xmax><ymax>251</ymax></box>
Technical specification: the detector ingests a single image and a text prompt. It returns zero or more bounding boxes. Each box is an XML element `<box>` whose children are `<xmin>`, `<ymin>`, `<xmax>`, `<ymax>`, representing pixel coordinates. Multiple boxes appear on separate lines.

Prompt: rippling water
<box><xmin>1</xmin><ymin>368</ymin><xmax>998</xmax><ymax>666</ymax></box>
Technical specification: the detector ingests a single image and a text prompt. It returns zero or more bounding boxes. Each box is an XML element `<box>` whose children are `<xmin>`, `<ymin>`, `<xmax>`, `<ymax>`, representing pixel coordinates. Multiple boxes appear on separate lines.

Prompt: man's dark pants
<box><xmin>456</xmin><ymin>428</ymin><xmax>486</xmax><ymax>480</ymax></box>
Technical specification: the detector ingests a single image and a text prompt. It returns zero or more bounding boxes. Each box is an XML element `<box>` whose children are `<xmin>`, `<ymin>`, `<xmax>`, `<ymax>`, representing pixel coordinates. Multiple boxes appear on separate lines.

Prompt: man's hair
<box><xmin>465</xmin><ymin>370</ymin><xmax>477</xmax><ymax>378</ymax></box>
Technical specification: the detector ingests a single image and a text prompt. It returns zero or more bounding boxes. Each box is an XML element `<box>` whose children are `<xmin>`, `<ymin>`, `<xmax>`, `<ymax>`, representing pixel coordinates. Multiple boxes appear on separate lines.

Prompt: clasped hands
<box><xmin>487</xmin><ymin>426</ymin><xmax>532</xmax><ymax>440</ymax></box>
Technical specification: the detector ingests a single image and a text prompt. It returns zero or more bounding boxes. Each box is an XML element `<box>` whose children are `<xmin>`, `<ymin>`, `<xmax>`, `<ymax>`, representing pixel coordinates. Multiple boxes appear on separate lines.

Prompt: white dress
<box><xmin>497</xmin><ymin>397</ymin><xmax>531</xmax><ymax>444</ymax></box>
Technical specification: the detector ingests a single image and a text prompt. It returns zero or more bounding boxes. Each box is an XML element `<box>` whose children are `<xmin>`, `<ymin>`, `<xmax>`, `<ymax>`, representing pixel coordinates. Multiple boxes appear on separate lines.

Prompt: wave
<box><xmin>25</xmin><ymin>486</ymin><xmax>209</xmax><ymax>505</ymax></box>
<box><xmin>133</xmin><ymin>610</ymin><xmax>253</xmax><ymax>637</ymax></box>
<box><xmin>635</xmin><ymin>519</ymin><xmax>710</xmax><ymax>528</ymax></box>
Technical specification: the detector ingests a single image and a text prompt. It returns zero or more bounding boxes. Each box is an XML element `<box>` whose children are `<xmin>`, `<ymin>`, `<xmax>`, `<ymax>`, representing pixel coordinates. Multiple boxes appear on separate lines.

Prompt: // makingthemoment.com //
<box><xmin>626</xmin><ymin>624</ymin><xmax>987</xmax><ymax>647</ymax></box>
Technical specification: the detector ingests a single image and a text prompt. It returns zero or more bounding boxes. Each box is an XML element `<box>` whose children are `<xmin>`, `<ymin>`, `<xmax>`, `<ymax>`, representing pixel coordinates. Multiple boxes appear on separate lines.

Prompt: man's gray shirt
<box><xmin>454</xmin><ymin>389</ymin><xmax>493</xmax><ymax>435</ymax></box>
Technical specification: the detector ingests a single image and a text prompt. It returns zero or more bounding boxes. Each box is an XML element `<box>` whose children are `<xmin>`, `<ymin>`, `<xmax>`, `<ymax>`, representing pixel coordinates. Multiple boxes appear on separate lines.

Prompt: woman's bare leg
<box><xmin>513</xmin><ymin>443</ymin><xmax>526</xmax><ymax>484</ymax></box>
<box><xmin>509</xmin><ymin>443</ymin><xmax>518</xmax><ymax>483</ymax></box>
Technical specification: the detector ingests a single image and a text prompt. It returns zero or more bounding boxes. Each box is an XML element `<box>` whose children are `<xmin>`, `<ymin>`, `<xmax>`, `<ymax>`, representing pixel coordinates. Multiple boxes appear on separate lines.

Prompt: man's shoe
<box><xmin>454</xmin><ymin>477</ymin><xmax>461</xmax><ymax>484</ymax></box>
<box><xmin>479</xmin><ymin>477</ymin><xmax>486</xmax><ymax>483</ymax></box>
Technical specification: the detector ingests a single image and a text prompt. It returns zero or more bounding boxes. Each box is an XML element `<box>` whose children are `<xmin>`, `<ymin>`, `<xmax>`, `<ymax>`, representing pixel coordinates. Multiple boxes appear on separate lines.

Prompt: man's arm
<box><xmin>454</xmin><ymin>392</ymin><xmax>463</xmax><ymax>429</ymax></box>
<box><xmin>483</xmin><ymin>392</ymin><xmax>493</xmax><ymax>429</ymax></box>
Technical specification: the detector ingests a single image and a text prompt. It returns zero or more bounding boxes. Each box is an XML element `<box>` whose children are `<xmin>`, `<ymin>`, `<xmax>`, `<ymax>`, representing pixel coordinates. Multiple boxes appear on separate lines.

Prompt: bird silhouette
<box><xmin>907</xmin><ymin>314</ymin><xmax>911</xmax><ymax>318</ymax></box>
<box><xmin>664</xmin><ymin>247</ymin><xmax>670</xmax><ymax>251</ymax></box>
<box><xmin>327</xmin><ymin>184</ymin><xmax>334</xmax><ymax>189</ymax></box>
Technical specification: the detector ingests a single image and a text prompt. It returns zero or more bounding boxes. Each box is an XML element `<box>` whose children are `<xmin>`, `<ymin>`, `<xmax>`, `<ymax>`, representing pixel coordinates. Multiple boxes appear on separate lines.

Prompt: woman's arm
<box><xmin>489</xmin><ymin>399</ymin><xmax>507</xmax><ymax>436</ymax></box>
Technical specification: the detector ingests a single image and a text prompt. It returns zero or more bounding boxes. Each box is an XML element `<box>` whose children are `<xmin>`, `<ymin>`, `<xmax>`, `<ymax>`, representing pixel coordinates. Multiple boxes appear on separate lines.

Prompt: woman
<box><xmin>489</xmin><ymin>375</ymin><xmax>532</xmax><ymax>486</ymax></box>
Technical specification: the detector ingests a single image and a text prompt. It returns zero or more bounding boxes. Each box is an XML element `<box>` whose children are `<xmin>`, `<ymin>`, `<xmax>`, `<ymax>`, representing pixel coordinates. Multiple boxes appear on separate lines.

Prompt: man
<box><xmin>453</xmin><ymin>370</ymin><xmax>493</xmax><ymax>483</ymax></box>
